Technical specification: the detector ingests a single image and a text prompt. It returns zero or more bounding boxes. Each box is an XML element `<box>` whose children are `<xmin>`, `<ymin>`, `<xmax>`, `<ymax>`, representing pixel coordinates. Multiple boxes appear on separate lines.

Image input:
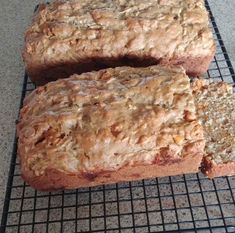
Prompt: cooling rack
<box><xmin>1</xmin><ymin>1</ymin><xmax>235</xmax><ymax>232</ymax></box>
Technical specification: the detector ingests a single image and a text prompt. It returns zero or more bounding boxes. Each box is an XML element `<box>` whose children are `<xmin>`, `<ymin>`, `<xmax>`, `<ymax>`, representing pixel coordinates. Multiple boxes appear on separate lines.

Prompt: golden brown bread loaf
<box><xmin>23</xmin><ymin>0</ymin><xmax>215</xmax><ymax>85</ymax></box>
<box><xmin>193</xmin><ymin>80</ymin><xmax>235</xmax><ymax>178</ymax></box>
<box><xmin>17</xmin><ymin>66</ymin><xmax>205</xmax><ymax>191</ymax></box>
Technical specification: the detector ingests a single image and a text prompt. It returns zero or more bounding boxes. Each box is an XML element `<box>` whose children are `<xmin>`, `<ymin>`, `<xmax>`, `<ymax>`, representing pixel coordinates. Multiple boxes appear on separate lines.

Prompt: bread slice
<box><xmin>23</xmin><ymin>0</ymin><xmax>215</xmax><ymax>85</ymax></box>
<box><xmin>17</xmin><ymin>65</ymin><xmax>204</xmax><ymax>191</ymax></box>
<box><xmin>192</xmin><ymin>79</ymin><xmax>235</xmax><ymax>178</ymax></box>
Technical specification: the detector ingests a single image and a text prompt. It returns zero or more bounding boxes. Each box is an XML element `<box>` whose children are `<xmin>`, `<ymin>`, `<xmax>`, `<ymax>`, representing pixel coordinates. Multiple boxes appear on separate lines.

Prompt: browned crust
<box><xmin>26</xmin><ymin>50</ymin><xmax>215</xmax><ymax>86</ymax></box>
<box><xmin>21</xmin><ymin>152</ymin><xmax>203</xmax><ymax>191</ymax></box>
<box><xmin>201</xmin><ymin>157</ymin><xmax>235</xmax><ymax>179</ymax></box>
<box><xmin>170</xmin><ymin>49</ymin><xmax>215</xmax><ymax>77</ymax></box>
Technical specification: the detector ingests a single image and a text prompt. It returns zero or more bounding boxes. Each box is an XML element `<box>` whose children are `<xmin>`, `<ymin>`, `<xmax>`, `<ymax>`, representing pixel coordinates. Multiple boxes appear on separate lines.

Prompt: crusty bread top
<box><xmin>17</xmin><ymin>66</ymin><xmax>204</xmax><ymax>176</ymax></box>
<box><xmin>23</xmin><ymin>0</ymin><xmax>214</xmax><ymax>66</ymax></box>
<box><xmin>192</xmin><ymin>79</ymin><xmax>235</xmax><ymax>164</ymax></box>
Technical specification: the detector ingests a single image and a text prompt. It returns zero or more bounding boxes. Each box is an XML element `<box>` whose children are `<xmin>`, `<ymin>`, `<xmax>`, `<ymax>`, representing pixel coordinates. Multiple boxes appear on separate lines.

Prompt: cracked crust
<box><xmin>23</xmin><ymin>0</ymin><xmax>215</xmax><ymax>85</ymax></box>
<box><xmin>17</xmin><ymin>65</ymin><xmax>204</xmax><ymax>190</ymax></box>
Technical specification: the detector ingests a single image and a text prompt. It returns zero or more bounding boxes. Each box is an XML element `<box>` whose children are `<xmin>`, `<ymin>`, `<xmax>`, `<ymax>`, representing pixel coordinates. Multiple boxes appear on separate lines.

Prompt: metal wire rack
<box><xmin>1</xmin><ymin>1</ymin><xmax>235</xmax><ymax>233</ymax></box>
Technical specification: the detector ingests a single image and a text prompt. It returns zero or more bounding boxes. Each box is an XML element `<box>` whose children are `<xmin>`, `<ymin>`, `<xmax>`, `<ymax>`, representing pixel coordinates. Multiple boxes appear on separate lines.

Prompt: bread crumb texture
<box><xmin>193</xmin><ymin>79</ymin><xmax>235</xmax><ymax>165</ymax></box>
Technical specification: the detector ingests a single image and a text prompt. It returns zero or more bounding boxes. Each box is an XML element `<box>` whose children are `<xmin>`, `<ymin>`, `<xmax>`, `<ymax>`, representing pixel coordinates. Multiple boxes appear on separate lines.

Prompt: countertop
<box><xmin>0</xmin><ymin>0</ymin><xmax>235</xmax><ymax>221</ymax></box>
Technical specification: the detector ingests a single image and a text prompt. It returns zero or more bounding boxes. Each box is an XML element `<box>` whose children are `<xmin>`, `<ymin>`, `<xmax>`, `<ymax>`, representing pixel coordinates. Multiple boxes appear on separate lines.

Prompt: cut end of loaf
<box><xmin>192</xmin><ymin>79</ymin><xmax>235</xmax><ymax>178</ymax></box>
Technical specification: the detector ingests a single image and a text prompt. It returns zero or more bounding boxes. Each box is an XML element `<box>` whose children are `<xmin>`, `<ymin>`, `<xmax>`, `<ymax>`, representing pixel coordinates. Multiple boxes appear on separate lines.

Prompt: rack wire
<box><xmin>1</xmin><ymin>1</ymin><xmax>235</xmax><ymax>232</ymax></box>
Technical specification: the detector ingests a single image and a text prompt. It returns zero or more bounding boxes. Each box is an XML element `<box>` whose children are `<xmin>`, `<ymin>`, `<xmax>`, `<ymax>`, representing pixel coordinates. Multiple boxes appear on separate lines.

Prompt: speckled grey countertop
<box><xmin>0</xmin><ymin>0</ymin><xmax>235</xmax><ymax>224</ymax></box>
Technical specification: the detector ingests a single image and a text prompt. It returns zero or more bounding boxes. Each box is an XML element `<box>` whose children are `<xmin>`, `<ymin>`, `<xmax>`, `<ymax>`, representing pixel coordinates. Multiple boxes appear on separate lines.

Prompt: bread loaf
<box><xmin>17</xmin><ymin>66</ymin><xmax>205</xmax><ymax>191</ymax></box>
<box><xmin>193</xmin><ymin>79</ymin><xmax>235</xmax><ymax>178</ymax></box>
<box><xmin>23</xmin><ymin>0</ymin><xmax>215</xmax><ymax>85</ymax></box>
